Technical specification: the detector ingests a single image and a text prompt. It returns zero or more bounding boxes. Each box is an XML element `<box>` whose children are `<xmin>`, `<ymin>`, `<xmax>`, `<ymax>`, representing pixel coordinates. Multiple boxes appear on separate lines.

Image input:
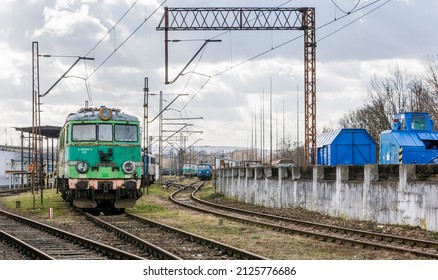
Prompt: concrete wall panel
<box><xmin>214</xmin><ymin>164</ymin><xmax>438</xmax><ymax>232</ymax></box>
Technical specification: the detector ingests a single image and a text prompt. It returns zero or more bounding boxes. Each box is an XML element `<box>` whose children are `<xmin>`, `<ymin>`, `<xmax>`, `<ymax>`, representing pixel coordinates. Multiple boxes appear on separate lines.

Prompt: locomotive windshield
<box><xmin>411</xmin><ymin>115</ymin><xmax>427</xmax><ymax>130</ymax></box>
<box><xmin>71</xmin><ymin>123</ymin><xmax>138</xmax><ymax>142</ymax></box>
<box><xmin>115</xmin><ymin>124</ymin><xmax>138</xmax><ymax>142</ymax></box>
<box><xmin>98</xmin><ymin>124</ymin><xmax>113</xmax><ymax>141</ymax></box>
<box><xmin>72</xmin><ymin>124</ymin><xmax>96</xmax><ymax>141</ymax></box>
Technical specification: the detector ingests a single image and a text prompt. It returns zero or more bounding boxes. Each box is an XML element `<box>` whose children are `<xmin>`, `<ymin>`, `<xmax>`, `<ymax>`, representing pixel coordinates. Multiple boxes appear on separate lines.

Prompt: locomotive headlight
<box><xmin>122</xmin><ymin>161</ymin><xmax>135</xmax><ymax>174</ymax></box>
<box><xmin>98</xmin><ymin>107</ymin><xmax>112</xmax><ymax>120</ymax></box>
<box><xmin>76</xmin><ymin>161</ymin><xmax>89</xmax><ymax>173</ymax></box>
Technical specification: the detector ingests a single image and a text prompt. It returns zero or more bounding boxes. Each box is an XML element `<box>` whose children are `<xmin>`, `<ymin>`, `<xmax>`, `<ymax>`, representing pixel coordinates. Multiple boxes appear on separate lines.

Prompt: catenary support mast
<box><xmin>157</xmin><ymin>7</ymin><xmax>316</xmax><ymax>164</ymax></box>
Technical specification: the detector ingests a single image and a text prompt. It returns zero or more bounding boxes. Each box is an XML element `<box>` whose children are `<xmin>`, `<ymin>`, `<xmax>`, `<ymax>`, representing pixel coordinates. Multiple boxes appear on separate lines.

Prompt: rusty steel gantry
<box><xmin>157</xmin><ymin>7</ymin><xmax>317</xmax><ymax>165</ymax></box>
<box><xmin>32</xmin><ymin>41</ymin><xmax>43</xmax><ymax>208</ymax></box>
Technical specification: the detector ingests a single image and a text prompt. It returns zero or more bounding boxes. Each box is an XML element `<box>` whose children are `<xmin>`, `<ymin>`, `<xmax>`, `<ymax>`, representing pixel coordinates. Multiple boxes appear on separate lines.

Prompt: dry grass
<box><xmin>0</xmin><ymin>183</ymin><xmax>425</xmax><ymax>260</ymax></box>
<box><xmin>132</xmin><ymin>183</ymin><xmax>421</xmax><ymax>260</ymax></box>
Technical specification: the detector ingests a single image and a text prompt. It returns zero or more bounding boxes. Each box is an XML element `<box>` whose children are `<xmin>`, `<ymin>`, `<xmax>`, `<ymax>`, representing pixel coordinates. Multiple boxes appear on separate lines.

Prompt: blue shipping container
<box><xmin>317</xmin><ymin>129</ymin><xmax>376</xmax><ymax>166</ymax></box>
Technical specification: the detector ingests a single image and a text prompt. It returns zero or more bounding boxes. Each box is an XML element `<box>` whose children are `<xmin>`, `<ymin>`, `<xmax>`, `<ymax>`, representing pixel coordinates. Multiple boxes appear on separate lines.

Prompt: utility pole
<box><xmin>158</xmin><ymin>91</ymin><xmax>163</xmax><ymax>185</ymax></box>
<box><xmin>303</xmin><ymin>8</ymin><xmax>317</xmax><ymax>164</ymax></box>
<box><xmin>149</xmin><ymin>92</ymin><xmax>200</xmax><ymax>180</ymax></box>
<box><xmin>254</xmin><ymin>106</ymin><xmax>257</xmax><ymax>162</ymax></box>
<box><xmin>283</xmin><ymin>99</ymin><xmax>285</xmax><ymax>156</ymax></box>
<box><xmin>143</xmin><ymin>77</ymin><xmax>149</xmax><ymax>154</ymax></box>
<box><xmin>297</xmin><ymin>84</ymin><xmax>300</xmax><ymax>166</ymax></box>
<box><xmin>31</xmin><ymin>42</ymin><xmax>94</xmax><ymax>209</ymax></box>
<box><xmin>31</xmin><ymin>41</ymin><xmax>40</xmax><ymax>209</ymax></box>
<box><xmin>251</xmin><ymin>110</ymin><xmax>254</xmax><ymax>161</ymax></box>
<box><xmin>270</xmin><ymin>77</ymin><xmax>273</xmax><ymax>165</ymax></box>
<box><xmin>260</xmin><ymin>93</ymin><xmax>263</xmax><ymax>163</ymax></box>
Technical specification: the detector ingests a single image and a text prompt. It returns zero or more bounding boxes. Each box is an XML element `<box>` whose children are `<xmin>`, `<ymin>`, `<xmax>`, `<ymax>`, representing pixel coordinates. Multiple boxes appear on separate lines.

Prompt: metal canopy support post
<box><xmin>157</xmin><ymin>7</ymin><xmax>317</xmax><ymax>165</ymax></box>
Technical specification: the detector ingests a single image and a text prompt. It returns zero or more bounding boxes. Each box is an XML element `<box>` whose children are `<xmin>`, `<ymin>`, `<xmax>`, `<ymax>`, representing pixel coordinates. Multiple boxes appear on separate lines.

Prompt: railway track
<box><xmin>169</xmin><ymin>181</ymin><xmax>438</xmax><ymax>259</ymax></box>
<box><xmin>0</xmin><ymin>230</ymin><xmax>53</xmax><ymax>260</ymax></box>
<box><xmin>0</xmin><ymin>187</ymin><xmax>265</xmax><ymax>260</ymax></box>
<box><xmin>82</xmin><ymin>210</ymin><xmax>266</xmax><ymax>260</ymax></box>
<box><xmin>0</xmin><ymin>209</ymin><xmax>144</xmax><ymax>260</ymax></box>
<box><xmin>0</xmin><ymin>188</ymin><xmax>30</xmax><ymax>198</ymax></box>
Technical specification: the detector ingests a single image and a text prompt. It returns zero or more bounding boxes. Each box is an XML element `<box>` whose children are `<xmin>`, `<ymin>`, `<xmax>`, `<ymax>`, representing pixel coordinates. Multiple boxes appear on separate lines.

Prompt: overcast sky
<box><xmin>1</xmin><ymin>0</ymin><xmax>437</xmax><ymax>150</ymax></box>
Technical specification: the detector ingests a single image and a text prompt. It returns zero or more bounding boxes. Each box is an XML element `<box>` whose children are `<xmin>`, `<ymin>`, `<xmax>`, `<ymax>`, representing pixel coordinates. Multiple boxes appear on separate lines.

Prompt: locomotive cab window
<box><xmin>411</xmin><ymin>115</ymin><xmax>427</xmax><ymax>130</ymax></box>
<box><xmin>115</xmin><ymin>124</ymin><xmax>138</xmax><ymax>142</ymax></box>
<box><xmin>98</xmin><ymin>124</ymin><xmax>113</xmax><ymax>142</ymax></box>
<box><xmin>72</xmin><ymin>124</ymin><xmax>96</xmax><ymax>141</ymax></box>
<box><xmin>59</xmin><ymin>127</ymin><xmax>66</xmax><ymax>148</ymax></box>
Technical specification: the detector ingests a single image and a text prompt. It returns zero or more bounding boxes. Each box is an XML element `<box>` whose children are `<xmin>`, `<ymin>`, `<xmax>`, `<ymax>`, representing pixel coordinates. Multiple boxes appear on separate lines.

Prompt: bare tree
<box><xmin>338</xmin><ymin>61</ymin><xmax>438</xmax><ymax>143</ymax></box>
<box><xmin>277</xmin><ymin>133</ymin><xmax>305</xmax><ymax>165</ymax></box>
<box><xmin>338</xmin><ymin>104</ymin><xmax>389</xmax><ymax>144</ymax></box>
<box><xmin>424</xmin><ymin>54</ymin><xmax>438</xmax><ymax>96</ymax></box>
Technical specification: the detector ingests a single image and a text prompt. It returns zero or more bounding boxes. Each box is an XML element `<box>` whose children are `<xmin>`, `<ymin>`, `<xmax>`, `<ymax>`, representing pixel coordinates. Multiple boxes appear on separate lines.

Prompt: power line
<box><xmin>176</xmin><ymin>0</ymin><xmax>391</xmax><ymax>112</ymax></box>
<box><xmin>84</xmin><ymin>0</ymin><xmax>142</xmax><ymax>58</ymax></box>
<box><xmin>330</xmin><ymin>0</ymin><xmax>361</xmax><ymax>15</ymax></box>
<box><xmin>319</xmin><ymin>0</ymin><xmax>392</xmax><ymax>43</ymax></box>
<box><xmin>84</xmin><ymin>0</ymin><xmax>167</xmax><ymax>81</ymax></box>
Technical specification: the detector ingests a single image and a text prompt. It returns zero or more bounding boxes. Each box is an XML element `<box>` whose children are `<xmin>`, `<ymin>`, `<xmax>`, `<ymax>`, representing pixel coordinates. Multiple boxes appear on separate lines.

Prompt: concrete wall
<box><xmin>214</xmin><ymin>165</ymin><xmax>438</xmax><ymax>232</ymax></box>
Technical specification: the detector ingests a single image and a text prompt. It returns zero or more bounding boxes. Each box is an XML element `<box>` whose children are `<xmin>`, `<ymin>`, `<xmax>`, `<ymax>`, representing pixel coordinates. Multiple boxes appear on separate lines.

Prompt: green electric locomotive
<box><xmin>56</xmin><ymin>106</ymin><xmax>143</xmax><ymax>210</ymax></box>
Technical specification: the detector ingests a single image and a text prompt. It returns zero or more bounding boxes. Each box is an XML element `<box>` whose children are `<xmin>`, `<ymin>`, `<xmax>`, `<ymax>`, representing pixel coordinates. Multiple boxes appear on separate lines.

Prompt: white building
<box><xmin>0</xmin><ymin>145</ymin><xmax>30</xmax><ymax>188</ymax></box>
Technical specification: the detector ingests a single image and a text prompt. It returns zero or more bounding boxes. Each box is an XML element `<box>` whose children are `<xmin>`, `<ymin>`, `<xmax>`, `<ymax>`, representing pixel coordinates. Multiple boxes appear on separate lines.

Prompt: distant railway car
<box><xmin>380</xmin><ymin>112</ymin><xmax>438</xmax><ymax>164</ymax></box>
<box><xmin>197</xmin><ymin>163</ymin><xmax>212</xmax><ymax>180</ymax></box>
<box><xmin>162</xmin><ymin>167</ymin><xmax>175</xmax><ymax>176</ymax></box>
<box><xmin>271</xmin><ymin>158</ymin><xmax>294</xmax><ymax>167</ymax></box>
<box><xmin>56</xmin><ymin>106</ymin><xmax>143</xmax><ymax>210</ymax></box>
<box><xmin>142</xmin><ymin>153</ymin><xmax>156</xmax><ymax>185</ymax></box>
<box><xmin>182</xmin><ymin>163</ymin><xmax>197</xmax><ymax>177</ymax></box>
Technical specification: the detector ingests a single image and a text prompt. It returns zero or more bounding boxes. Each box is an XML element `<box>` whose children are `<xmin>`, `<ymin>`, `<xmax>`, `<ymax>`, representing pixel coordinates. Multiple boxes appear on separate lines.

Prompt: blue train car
<box><xmin>317</xmin><ymin>129</ymin><xmax>376</xmax><ymax>166</ymax></box>
<box><xmin>380</xmin><ymin>112</ymin><xmax>438</xmax><ymax>164</ymax></box>
<box><xmin>197</xmin><ymin>163</ymin><xmax>212</xmax><ymax>180</ymax></box>
<box><xmin>142</xmin><ymin>153</ymin><xmax>156</xmax><ymax>185</ymax></box>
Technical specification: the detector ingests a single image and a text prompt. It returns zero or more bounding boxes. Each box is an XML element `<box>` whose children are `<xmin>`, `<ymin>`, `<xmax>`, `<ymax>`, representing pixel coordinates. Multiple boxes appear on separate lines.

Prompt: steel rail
<box><xmin>77</xmin><ymin>209</ymin><xmax>181</xmax><ymax>260</ymax></box>
<box><xmin>0</xmin><ymin>230</ymin><xmax>54</xmax><ymax>260</ymax></box>
<box><xmin>125</xmin><ymin>212</ymin><xmax>267</xmax><ymax>260</ymax></box>
<box><xmin>0</xmin><ymin>188</ymin><xmax>31</xmax><ymax>198</ymax></box>
<box><xmin>0</xmin><ymin>209</ymin><xmax>144</xmax><ymax>260</ymax></box>
<box><xmin>190</xmin><ymin>186</ymin><xmax>438</xmax><ymax>250</ymax></box>
<box><xmin>168</xmin><ymin>183</ymin><xmax>438</xmax><ymax>259</ymax></box>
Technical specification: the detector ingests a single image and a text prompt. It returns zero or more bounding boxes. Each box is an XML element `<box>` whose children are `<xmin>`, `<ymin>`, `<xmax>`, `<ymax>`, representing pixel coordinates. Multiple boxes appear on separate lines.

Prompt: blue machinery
<box><xmin>380</xmin><ymin>112</ymin><xmax>438</xmax><ymax>164</ymax></box>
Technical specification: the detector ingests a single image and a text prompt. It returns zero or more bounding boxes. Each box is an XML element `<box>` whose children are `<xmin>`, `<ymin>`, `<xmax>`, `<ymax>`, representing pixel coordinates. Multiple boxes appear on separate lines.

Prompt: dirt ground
<box><xmin>133</xmin><ymin>184</ymin><xmax>431</xmax><ymax>260</ymax></box>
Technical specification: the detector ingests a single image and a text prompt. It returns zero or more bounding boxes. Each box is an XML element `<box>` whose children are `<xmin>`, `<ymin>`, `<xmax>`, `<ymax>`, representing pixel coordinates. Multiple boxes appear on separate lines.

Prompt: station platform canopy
<box><xmin>14</xmin><ymin>125</ymin><xmax>62</xmax><ymax>139</ymax></box>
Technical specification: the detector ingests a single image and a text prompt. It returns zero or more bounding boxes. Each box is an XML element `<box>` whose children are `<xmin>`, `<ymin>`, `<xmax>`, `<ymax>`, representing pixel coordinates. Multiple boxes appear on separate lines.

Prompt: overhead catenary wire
<box><xmin>61</xmin><ymin>0</ymin><xmax>167</xmax><ymax>105</ymax></box>
<box><xmin>319</xmin><ymin>0</ymin><xmax>392</xmax><ymax>43</ymax></box>
<box><xmin>331</xmin><ymin>0</ymin><xmax>361</xmax><ymax>15</ymax></box>
<box><xmin>84</xmin><ymin>0</ymin><xmax>168</xmax><ymax>80</ymax></box>
<box><xmin>177</xmin><ymin>0</ymin><xmax>392</xmax><ymax>111</ymax></box>
<box><xmin>64</xmin><ymin>0</ymin><xmax>391</xmax><ymax>148</ymax></box>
